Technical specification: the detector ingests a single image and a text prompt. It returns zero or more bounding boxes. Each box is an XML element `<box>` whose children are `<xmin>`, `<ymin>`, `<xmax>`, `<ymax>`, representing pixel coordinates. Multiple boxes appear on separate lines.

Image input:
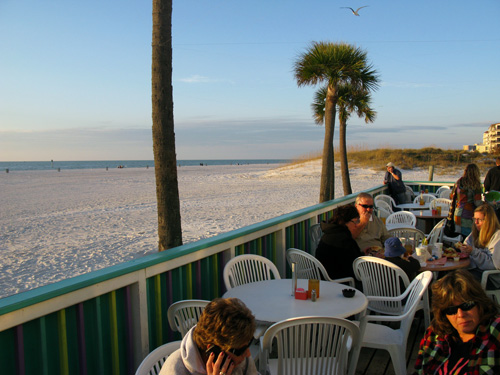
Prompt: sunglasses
<box><xmin>228</xmin><ymin>338</ymin><xmax>254</xmax><ymax>356</ymax></box>
<box><xmin>443</xmin><ymin>301</ymin><xmax>477</xmax><ymax>315</ymax></box>
<box><xmin>358</xmin><ymin>204</ymin><xmax>374</xmax><ymax>209</ymax></box>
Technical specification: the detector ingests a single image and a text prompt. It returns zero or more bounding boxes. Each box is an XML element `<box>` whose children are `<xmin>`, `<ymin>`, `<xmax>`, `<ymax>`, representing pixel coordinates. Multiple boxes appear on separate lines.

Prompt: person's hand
<box><xmin>206</xmin><ymin>351</ymin><xmax>235</xmax><ymax>375</ymax></box>
<box><xmin>460</xmin><ymin>244</ymin><xmax>473</xmax><ymax>255</ymax></box>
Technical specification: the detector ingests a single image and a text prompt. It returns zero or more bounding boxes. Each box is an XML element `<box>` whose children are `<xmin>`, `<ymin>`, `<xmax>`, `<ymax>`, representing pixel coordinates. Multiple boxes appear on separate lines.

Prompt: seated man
<box><xmin>352</xmin><ymin>192</ymin><xmax>391</xmax><ymax>253</ymax></box>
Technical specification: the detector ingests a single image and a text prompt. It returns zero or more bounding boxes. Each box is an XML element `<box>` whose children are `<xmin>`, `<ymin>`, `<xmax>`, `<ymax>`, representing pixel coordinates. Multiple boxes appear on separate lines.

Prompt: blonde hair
<box><xmin>472</xmin><ymin>203</ymin><xmax>500</xmax><ymax>247</ymax></box>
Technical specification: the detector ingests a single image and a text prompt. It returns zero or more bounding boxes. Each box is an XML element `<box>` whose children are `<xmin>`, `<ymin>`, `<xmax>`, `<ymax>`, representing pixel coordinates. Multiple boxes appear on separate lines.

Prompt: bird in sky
<box><xmin>341</xmin><ymin>6</ymin><xmax>369</xmax><ymax>16</ymax></box>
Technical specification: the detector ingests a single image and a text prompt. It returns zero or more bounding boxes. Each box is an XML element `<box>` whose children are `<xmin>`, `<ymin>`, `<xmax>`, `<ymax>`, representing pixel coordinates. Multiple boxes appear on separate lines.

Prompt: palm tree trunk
<box><xmin>152</xmin><ymin>0</ymin><xmax>183</xmax><ymax>251</ymax></box>
<box><xmin>339</xmin><ymin>119</ymin><xmax>352</xmax><ymax>195</ymax></box>
<box><xmin>319</xmin><ymin>88</ymin><xmax>337</xmax><ymax>203</ymax></box>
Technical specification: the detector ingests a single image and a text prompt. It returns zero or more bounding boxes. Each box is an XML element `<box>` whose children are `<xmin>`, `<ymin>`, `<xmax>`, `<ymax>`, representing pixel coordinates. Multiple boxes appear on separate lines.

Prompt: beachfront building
<box><xmin>463</xmin><ymin>122</ymin><xmax>500</xmax><ymax>153</ymax></box>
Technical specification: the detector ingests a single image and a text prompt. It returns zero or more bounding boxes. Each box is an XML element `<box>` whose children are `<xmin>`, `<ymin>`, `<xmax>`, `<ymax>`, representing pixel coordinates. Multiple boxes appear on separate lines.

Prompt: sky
<box><xmin>0</xmin><ymin>0</ymin><xmax>499</xmax><ymax>161</ymax></box>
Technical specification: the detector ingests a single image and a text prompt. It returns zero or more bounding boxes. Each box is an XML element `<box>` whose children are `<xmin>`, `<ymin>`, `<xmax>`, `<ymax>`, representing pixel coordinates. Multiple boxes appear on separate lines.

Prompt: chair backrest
<box><xmin>286</xmin><ymin>248</ymin><xmax>331</xmax><ymax>281</ymax></box>
<box><xmin>135</xmin><ymin>340</ymin><xmax>181</xmax><ymax>375</ymax></box>
<box><xmin>375</xmin><ymin>200</ymin><xmax>393</xmax><ymax>214</ymax></box>
<box><xmin>353</xmin><ymin>256</ymin><xmax>410</xmax><ymax>315</ymax></box>
<box><xmin>435</xmin><ymin>185</ymin><xmax>451</xmax><ymax>195</ymax></box>
<box><xmin>387</xmin><ymin>227</ymin><xmax>425</xmax><ymax>250</ymax></box>
<box><xmin>439</xmin><ymin>189</ymin><xmax>452</xmax><ymax>199</ymax></box>
<box><xmin>223</xmin><ymin>254</ymin><xmax>281</xmax><ymax>290</ymax></box>
<box><xmin>167</xmin><ymin>299</ymin><xmax>209</xmax><ymax>338</ymax></box>
<box><xmin>405</xmin><ymin>186</ymin><xmax>415</xmax><ymax>201</ymax></box>
<box><xmin>377</xmin><ymin>206</ymin><xmax>392</xmax><ymax>220</ymax></box>
<box><xmin>260</xmin><ymin>316</ymin><xmax>361</xmax><ymax>375</ymax></box>
<box><xmin>429</xmin><ymin>198</ymin><xmax>452</xmax><ymax>211</ymax></box>
<box><xmin>386</xmin><ymin>211</ymin><xmax>417</xmax><ymax>227</ymax></box>
<box><xmin>309</xmin><ymin>224</ymin><xmax>322</xmax><ymax>256</ymax></box>
<box><xmin>413</xmin><ymin>193</ymin><xmax>437</xmax><ymax>204</ymax></box>
<box><xmin>426</xmin><ymin>219</ymin><xmax>446</xmax><ymax>244</ymax></box>
<box><xmin>374</xmin><ymin>194</ymin><xmax>396</xmax><ymax>209</ymax></box>
<box><xmin>397</xmin><ymin>271</ymin><xmax>433</xmax><ymax>341</ymax></box>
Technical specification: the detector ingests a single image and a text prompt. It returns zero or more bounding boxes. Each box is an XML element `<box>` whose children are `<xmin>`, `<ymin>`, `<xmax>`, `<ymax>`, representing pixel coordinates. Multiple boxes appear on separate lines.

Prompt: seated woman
<box><xmin>414</xmin><ymin>269</ymin><xmax>500</xmax><ymax>374</ymax></box>
<box><xmin>383</xmin><ymin>237</ymin><xmax>421</xmax><ymax>281</ymax></box>
<box><xmin>460</xmin><ymin>203</ymin><xmax>500</xmax><ymax>288</ymax></box>
<box><xmin>315</xmin><ymin>204</ymin><xmax>363</xmax><ymax>280</ymax></box>
<box><xmin>161</xmin><ymin>298</ymin><xmax>259</xmax><ymax>375</ymax></box>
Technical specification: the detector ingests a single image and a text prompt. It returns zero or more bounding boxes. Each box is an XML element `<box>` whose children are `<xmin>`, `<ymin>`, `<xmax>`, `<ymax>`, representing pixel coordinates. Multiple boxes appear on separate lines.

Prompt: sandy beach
<box><xmin>0</xmin><ymin>161</ymin><xmax>461</xmax><ymax>299</ymax></box>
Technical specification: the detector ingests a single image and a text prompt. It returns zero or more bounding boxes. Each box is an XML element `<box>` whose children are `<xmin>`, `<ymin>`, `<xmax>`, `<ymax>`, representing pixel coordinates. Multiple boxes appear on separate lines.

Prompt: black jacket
<box><xmin>484</xmin><ymin>166</ymin><xmax>500</xmax><ymax>192</ymax></box>
<box><xmin>315</xmin><ymin>222</ymin><xmax>363</xmax><ymax>280</ymax></box>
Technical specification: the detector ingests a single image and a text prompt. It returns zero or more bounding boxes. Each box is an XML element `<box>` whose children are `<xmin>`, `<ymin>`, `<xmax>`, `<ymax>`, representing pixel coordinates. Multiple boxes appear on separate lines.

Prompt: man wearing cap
<box><xmin>384</xmin><ymin>237</ymin><xmax>421</xmax><ymax>281</ymax></box>
<box><xmin>352</xmin><ymin>192</ymin><xmax>391</xmax><ymax>253</ymax></box>
<box><xmin>384</xmin><ymin>162</ymin><xmax>408</xmax><ymax>204</ymax></box>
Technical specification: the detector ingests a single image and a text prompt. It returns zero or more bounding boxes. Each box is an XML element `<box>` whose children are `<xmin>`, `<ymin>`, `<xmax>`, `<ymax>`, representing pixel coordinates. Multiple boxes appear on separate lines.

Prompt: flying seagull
<box><xmin>341</xmin><ymin>6</ymin><xmax>368</xmax><ymax>16</ymax></box>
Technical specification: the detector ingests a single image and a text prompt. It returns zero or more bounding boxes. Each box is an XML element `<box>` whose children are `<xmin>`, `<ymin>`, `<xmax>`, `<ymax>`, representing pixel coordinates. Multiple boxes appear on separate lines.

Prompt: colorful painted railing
<box><xmin>0</xmin><ymin>181</ymin><xmax>451</xmax><ymax>374</ymax></box>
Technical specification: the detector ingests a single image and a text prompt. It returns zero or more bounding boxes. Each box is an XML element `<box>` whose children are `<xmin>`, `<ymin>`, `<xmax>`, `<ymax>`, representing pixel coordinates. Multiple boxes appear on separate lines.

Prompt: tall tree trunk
<box><xmin>319</xmin><ymin>87</ymin><xmax>337</xmax><ymax>203</ymax></box>
<box><xmin>152</xmin><ymin>0</ymin><xmax>183</xmax><ymax>251</ymax></box>
<box><xmin>339</xmin><ymin>119</ymin><xmax>352</xmax><ymax>195</ymax></box>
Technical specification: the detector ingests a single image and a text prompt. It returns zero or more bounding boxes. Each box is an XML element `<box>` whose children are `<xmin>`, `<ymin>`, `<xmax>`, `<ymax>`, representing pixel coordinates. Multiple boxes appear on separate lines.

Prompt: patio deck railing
<box><xmin>0</xmin><ymin>181</ymin><xmax>451</xmax><ymax>375</ymax></box>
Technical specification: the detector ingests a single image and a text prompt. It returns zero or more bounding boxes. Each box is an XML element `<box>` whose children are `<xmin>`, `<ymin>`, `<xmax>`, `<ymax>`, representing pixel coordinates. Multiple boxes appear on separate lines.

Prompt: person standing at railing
<box><xmin>384</xmin><ymin>162</ymin><xmax>408</xmax><ymax>204</ymax></box>
<box><xmin>484</xmin><ymin>157</ymin><xmax>500</xmax><ymax>193</ymax></box>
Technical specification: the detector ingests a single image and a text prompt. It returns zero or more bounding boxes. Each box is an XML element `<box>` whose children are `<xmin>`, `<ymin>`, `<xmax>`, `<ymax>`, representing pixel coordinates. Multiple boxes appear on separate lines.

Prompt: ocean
<box><xmin>0</xmin><ymin>159</ymin><xmax>291</xmax><ymax>172</ymax></box>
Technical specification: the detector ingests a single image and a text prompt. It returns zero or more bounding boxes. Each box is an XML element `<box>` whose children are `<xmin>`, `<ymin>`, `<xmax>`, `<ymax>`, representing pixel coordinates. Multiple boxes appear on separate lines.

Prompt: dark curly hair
<box><xmin>329</xmin><ymin>204</ymin><xmax>360</xmax><ymax>226</ymax></box>
<box><xmin>192</xmin><ymin>298</ymin><xmax>255</xmax><ymax>352</ymax></box>
<box><xmin>430</xmin><ymin>269</ymin><xmax>499</xmax><ymax>337</ymax></box>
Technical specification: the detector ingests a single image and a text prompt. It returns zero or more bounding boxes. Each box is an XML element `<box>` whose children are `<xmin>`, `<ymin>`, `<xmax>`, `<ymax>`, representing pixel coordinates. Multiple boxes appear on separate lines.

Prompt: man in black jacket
<box><xmin>484</xmin><ymin>157</ymin><xmax>500</xmax><ymax>192</ymax></box>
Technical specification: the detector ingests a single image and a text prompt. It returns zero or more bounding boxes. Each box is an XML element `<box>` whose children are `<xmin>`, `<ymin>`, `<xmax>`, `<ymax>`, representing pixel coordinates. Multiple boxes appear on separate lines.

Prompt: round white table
<box><xmin>222</xmin><ymin>279</ymin><xmax>367</xmax><ymax>324</ymax></box>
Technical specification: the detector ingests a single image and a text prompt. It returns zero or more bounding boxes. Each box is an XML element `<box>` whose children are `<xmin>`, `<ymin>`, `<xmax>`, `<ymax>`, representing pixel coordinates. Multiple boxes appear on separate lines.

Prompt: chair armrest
<box><xmin>481</xmin><ymin>270</ymin><xmax>500</xmax><ymax>289</ymax></box>
<box><xmin>331</xmin><ymin>276</ymin><xmax>355</xmax><ymax>287</ymax></box>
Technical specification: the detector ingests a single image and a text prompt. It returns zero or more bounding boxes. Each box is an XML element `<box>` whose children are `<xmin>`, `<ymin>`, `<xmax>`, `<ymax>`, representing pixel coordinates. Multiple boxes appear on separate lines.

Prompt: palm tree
<box><xmin>294</xmin><ymin>42</ymin><xmax>379</xmax><ymax>202</ymax></box>
<box><xmin>313</xmin><ymin>84</ymin><xmax>377</xmax><ymax>195</ymax></box>
<box><xmin>152</xmin><ymin>0</ymin><xmax>183</xmax><ymax>251</ymax></box>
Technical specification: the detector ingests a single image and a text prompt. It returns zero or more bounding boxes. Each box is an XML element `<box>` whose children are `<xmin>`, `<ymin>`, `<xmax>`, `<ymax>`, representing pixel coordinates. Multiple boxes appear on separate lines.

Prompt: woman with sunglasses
<box><xmin>315</xmin><ymin>204</ymin><xmax>363</xmax><ymax>280</ymax></box>
<box><xmin>161</xmin><ymin>298</ymin><xmax>259</xmax><ymax>375</ymax></box>
<box><xmin>414</xmin><ymin>269</ymin><xmax>500</xmax><ymax>374</ymax></box>
<box><xmin>460</xmin><ymin>203</ymin><xmax>500</xmax><ymax>288</ymax></box>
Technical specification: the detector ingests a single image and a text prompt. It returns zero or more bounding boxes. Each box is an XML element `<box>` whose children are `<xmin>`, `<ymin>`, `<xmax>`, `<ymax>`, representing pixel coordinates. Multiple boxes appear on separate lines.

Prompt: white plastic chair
<box><xmin>481</xmin><ymin>270</ymin><xmax>500</xmax><ymax>303</ymax></box>
<box><xmin>375</xmin><ymin>194</ymin><xmax>397</xmax><ymax>210</ymax></box>
<box><xmin>386</xmin><ymin>211</ymin><xmax>417</xmax><ymax>227</ymax></box>
<box><xmin>375</xmin><ymin>200</ymin><xmax>393</xmax><ymax>214</ymax></box>
<box><xmin>309</xmin><ymin>224</ymin><xmax>322</xmax><ymax>256</ymax></box>
<box><xmin>259</xmin><ymin>316</ymin><xmax>361</xmax><ymax>375</ymax></box>
<box><xmin>413</xmin><ymin>194</ymin><xmax>436</xmax><ymax>204</ymax></box>
<box><xmin>429</xmin><ymin>198</ymin><xmax>452</xmax><ymax>211</ymax></box>
<box><xmin>353</xmin><ymin>256</ymin><xmax>430</xmax><ymax>328</ymax></box>
<box><xmin>167</xmin><ymin>299</ymin><xmax>209</xmax><ymax>338</ymax></box>
<box><xmin>435</xmin><ymin>185</ymin><xmax>451</xmax><ymax>195</ymax></box>
<box><xmin>135</xmin><ymin>340</ymin><xmax>181</xmax><ymax>375</ymax></box>
<box><xmin>387</xmin><ymin>227</ymin><xmax>425</xmax><ymax>251</ymax></box>
<box><xmin>405</xmin><ymin>186</ymin><xmax>415</xmax><ymax>202</ymax></box>
<box><xmin>286</xmin><ymin>248</ymin><xmax>355</xmax><ymax>287</ymax></box>
<box><xmin>439</xmin><ymin>189</ymin><xmax>452</xmax><ymax>199</ymax></box>
<box><xmin>426</xmin><ymin>219</ymin><xmax>446</xmax><ymax>244</ymax></box>
<box><xmin>357</xmin><ymin>271</ymin><xmax>433</xmax><ymax>375</ymax></box>
<box><xmin>223</xmin><ymin>254</ymin><xmax>281</xmax><ymax>290</ymax></box>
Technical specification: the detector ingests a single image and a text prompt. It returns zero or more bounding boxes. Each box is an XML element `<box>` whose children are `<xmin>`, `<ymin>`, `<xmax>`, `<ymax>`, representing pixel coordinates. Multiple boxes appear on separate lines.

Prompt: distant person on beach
<box><xmin>161</xmin><ymin>298</ymin><xmax>259</xmax><ymax>375</ymax></box>
<box><xmin>414</xmin><ymin>269</ymin><xmax>500</xmax><ymax>374</ymax></box>
<box><xmin>383</xmin><ymin>162</ymin><xmax>408</xmax><ymax>204</ymax></box>
<box><xmin>352</xmin><ymin>192</ymin><xmax>391</xmax><ymax>253</ymax></box>
<box><xmin>315</xmin><ymin>204</ymin><xmax>363</xmax><ymax>280</ymax></box>
<box><xmin>451</xmin><ymin>163</ymin><xmax>483</xmax><ymax>237</ymax></box>
<box><xmin>484</xmin><ymin>157</ymin><xmax>500</xmax><ymax>193</ymax></box>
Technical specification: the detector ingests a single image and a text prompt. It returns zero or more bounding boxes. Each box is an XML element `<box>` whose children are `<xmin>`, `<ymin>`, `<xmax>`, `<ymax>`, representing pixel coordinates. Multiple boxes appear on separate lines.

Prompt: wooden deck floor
<box><xmin>355</xmin><ymin>312</ymin><xmax>426</xmax><ymax>375</ymax></box>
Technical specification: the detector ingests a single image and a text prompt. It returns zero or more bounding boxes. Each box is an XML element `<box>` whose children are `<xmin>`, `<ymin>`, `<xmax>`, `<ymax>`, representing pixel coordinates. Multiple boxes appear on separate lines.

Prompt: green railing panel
<box><xmin>0</xmin><ymin>328</ymin><xmax>16</xmax><ymax>374</ymax></box>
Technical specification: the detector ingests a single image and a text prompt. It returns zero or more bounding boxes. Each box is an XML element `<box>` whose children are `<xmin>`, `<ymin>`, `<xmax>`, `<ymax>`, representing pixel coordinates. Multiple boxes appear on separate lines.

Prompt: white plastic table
<box><xmin>396</xmin><ymin>203</ymin><xmax>430</xmax><ymax>211</ymax></box>
<box><xmin>222</xmin><ymin>279</ymin><xmax>367</xmax><ymax>324</ymax></box>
